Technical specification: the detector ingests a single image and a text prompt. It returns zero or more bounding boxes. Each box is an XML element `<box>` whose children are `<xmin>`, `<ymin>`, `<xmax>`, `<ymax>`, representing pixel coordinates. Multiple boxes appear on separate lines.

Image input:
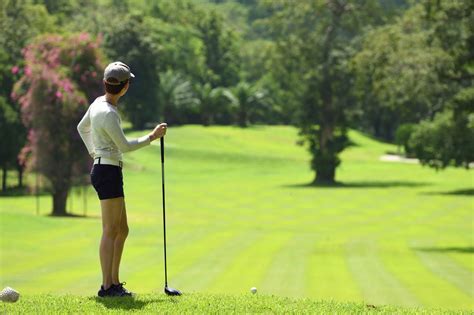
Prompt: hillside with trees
<box><xmin>0</xmin><ymin>0</ymin><xmax>472</xmax><ymax>213</ymax></box>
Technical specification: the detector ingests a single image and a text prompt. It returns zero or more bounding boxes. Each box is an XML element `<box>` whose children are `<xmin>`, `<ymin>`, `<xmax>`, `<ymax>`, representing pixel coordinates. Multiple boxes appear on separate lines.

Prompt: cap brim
<box><xmin>130</xmin><ymin>73</ymin><xmax>135</xmax><ymax>78</ymax></box>
<box><xmin>104</xmin><ymin>79</ymin><xmax>121</xmax><ymax>85</ymax></box>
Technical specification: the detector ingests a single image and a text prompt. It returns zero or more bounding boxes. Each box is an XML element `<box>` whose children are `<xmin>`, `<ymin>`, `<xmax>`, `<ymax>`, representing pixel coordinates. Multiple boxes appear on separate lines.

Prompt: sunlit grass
<box><xmin>0</xmin><ymin>126</ymin><xmax>472</xmax><ymax>312</ymax></box>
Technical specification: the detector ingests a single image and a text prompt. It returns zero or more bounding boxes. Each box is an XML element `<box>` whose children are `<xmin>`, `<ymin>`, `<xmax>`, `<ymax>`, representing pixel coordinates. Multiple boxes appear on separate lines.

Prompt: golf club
<box><xmin>161</xmin><ymin>136</ymin><xmax>182</xmax><ymax>296</ymax></box>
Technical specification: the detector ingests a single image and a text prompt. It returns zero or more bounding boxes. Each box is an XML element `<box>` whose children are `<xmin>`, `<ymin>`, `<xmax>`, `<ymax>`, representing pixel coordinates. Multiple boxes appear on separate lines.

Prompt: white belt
<box><xmin>94</xmin><ymin>157</ymin><xmax>123</xmax><ymax>168</ymax></box>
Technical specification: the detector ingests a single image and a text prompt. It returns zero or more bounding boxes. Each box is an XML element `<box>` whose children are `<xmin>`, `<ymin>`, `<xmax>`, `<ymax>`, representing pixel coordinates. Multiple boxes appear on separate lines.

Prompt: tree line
<box><xmin>0</xmin><ymin>0</ymin><xmax>472</xmax><ymax>215</ymax></box>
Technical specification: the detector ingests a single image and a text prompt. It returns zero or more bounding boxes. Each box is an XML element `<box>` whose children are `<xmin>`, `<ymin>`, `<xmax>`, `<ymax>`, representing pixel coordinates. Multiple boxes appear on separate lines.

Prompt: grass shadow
<box><xmin>420</xmin><ymin>188</ymin><xmax>474</xmax><ymax>196</ymax></box>
<box><xmin>413</xmin><ymin>246</ymin><xmax>474</xmax><ymax>254</ymax></box>
<box><xmin>92</xmin><ymin>296</ymin><xmax>165</xmax><ymax>311</ymax></box>
<box><xmin>283</xmin><ymin>180</ymin><xmax>429</xmax><ymax>189</ymax></box>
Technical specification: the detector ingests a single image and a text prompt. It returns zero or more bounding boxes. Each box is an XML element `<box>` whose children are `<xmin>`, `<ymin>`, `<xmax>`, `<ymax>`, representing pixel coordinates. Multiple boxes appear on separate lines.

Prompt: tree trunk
<box><xmin>315</xmin><ymin>164</ymin><xmax>336</xmax><ymax>184</ymax></box>
<box><xmin>52</xmin><ymin>187</ymin><xmax>69</xmax><ymax>216</ymax></box>
<box><xmin>238</xmin><ymin>106</ymin><xmax>248</xmax><ymax>128</ymax></box>
<box><xmin>17</xmin><ymin>164</ymin><xmax>24</xmax><ymax>188</ymax></box>
<box><xmin>316</xmin><ymin>58</ymin><xmax>336</xmax><ymax>182</ymax></box>
<box><xmin>202</xmin><ymin>112</ymin><xmax>212</xmax><ymax>126</ymax></box>
<box><xmin>2</xmin><ymin>165</ymin><xmax>7</xmax><ymax>191</ymax></box>
<box><xmin>314</xmin><ymin>124</ymin><xmax>337</xmax><ymax>184</ymax></box>
<box><xmin>373</xmin><ymin>114</ymin><xmax>382</xmax><ymax>139</ymax></box>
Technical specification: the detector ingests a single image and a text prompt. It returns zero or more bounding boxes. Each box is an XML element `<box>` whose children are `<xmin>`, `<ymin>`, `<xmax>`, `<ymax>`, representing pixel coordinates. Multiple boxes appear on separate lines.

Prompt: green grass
<box><xmin>0</xmin><ymin>125</ymin><xmax>473</xmax><ymax>313</ymax></box>
<box><xmin>0</xmin><ymin>293</ymin><xmax>469</xmax><ymax>314</ymax></box>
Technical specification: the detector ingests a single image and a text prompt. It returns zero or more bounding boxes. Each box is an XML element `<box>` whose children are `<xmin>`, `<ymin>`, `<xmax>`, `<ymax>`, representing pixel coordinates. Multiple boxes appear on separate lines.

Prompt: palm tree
<box><xmin>226</xmin><ymin>82</ymin><xmax>268</xmax><ymax>127</ymax></box>
<box><xmin>194</xmin><ymin>83</ymin><xmax>232</xmax><ymax>126</ymax></box>
<box><xmin>158</xmin><ymin>70</ymin><xmax>197</xmax><ymax>124</ymax></box>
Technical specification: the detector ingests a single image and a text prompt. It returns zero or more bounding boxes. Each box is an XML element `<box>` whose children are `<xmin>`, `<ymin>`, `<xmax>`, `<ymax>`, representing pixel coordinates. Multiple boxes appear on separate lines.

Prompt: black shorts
<box><xmin>90</xmin><ymin>164</ymin><xmax>124</xmax><ymax>200</ymax></box>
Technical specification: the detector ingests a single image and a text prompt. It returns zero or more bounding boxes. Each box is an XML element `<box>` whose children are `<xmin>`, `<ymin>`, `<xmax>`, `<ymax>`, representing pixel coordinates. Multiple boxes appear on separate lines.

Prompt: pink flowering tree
<box><xmin>13</xmin><ymin>33</ymin><xmax>104</xmax><ymax>216</ymax></box>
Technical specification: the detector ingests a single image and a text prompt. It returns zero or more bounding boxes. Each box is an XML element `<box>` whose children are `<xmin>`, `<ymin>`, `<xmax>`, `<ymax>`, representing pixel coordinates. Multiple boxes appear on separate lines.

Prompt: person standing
<box><xmin>77</xmin><ymin>61</ymin><xmax>167</xmax><ymax>297</ymax></box>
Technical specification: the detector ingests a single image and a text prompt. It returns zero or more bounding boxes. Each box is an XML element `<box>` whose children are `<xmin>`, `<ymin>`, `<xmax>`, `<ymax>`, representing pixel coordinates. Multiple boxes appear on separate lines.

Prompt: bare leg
<box><xmin>99</xmin><ymin>197</ymin><xmax>124</xmax><ymax>289</ymax></box>
<box><xmin>112</xmin><ymin>199</ymin><xmax>129</xmax><ymax>284</ymax></box>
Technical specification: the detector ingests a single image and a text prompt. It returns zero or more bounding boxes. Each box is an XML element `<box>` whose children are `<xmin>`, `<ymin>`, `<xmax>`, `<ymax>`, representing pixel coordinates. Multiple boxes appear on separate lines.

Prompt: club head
<box><xmin>164</xmin><ymin>286</ymin><xmax>182</xmax><ymax>296</ymax></box>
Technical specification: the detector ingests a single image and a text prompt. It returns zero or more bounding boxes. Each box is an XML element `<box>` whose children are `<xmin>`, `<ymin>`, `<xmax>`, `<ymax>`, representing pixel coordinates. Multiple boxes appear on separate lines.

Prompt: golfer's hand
<box><xmin>149</xmin><ymin>123</ymin><xmax>167</xmax><ymax>142</ymax></box>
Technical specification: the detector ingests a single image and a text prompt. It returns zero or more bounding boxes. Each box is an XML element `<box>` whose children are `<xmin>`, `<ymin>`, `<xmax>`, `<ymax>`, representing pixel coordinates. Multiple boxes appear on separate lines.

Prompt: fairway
<box><xmin>0</xmin><ymin>125</ymin><xmax>472</xmax><ymax>311</ymax></box>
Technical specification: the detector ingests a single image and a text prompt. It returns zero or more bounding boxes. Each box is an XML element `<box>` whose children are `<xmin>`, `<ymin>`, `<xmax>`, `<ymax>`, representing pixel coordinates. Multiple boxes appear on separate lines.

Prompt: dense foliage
<box><xmin>1</xmin><ymin>0</ymin><xmax>472</xmax><ymax>205</ymax></box>
<box><xmin>407</xmin><ymin>0</ymin><xmax>473</xmax><ymax>169</ymax></box>
<box><xmin>353</xmin><ymin>0</ymin><xmax>473</xmax><ymax>170</ymax></box>
<box><xmin>0</xmin><ymin>0</ymin><xmax>55</xmax><ymax>191</ymax></box>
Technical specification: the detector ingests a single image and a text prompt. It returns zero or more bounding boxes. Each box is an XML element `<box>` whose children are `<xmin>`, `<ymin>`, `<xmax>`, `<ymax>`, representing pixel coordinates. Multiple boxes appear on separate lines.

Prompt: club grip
<box><xmin>160</xmin><ymin>137</ymin><xmax>164</xmax><ymax>163</ymax></box>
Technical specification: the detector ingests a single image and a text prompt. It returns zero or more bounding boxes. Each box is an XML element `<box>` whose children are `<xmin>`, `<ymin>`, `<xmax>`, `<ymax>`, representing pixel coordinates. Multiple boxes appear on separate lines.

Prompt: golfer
<box><xmin>77</xmin><ymin>61</ymin><xmax>167</xmax><ymax>297</ymax></box>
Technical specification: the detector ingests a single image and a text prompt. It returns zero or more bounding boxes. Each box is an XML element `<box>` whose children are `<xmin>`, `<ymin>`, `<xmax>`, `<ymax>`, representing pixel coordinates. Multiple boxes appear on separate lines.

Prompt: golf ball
<box><xmin>0</xmin><ymin>287</ymin><xmax>20</xmax><ymax>303</ymax></box>
<box><xmin>250</xmin><ymin>287</ymin><xmax>257</xmax><ymax>294</ymax></box>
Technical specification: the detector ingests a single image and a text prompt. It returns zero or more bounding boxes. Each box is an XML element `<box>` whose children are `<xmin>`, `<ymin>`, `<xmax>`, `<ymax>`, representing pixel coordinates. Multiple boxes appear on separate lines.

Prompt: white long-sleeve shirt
<box><xmin>77</xmin><ymin>96</ymin><xmax>150</xmax><ymax>161</ymax></box>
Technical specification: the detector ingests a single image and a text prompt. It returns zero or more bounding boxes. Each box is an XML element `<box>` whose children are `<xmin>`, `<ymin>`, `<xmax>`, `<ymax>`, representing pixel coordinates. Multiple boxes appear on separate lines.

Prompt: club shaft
<box><xmin>161</xmin><ymin>137</ymin><xmax>168</xmax><ymax>287</ymax></box>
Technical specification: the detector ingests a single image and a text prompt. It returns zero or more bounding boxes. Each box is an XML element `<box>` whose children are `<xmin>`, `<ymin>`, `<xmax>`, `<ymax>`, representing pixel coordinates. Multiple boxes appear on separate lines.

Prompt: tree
<box><xmin>0</xmin><ymin>96</ymin><xmax>24</xmax><ymax>191</ymax></box>
<box><xmin>102</xmin><ymin>13</ymin><xmax>161</xmax><ymax>129</ymax></box>
<box><xmin>226</xmin><ymin>82</ymin><xmax>269</xmax><ymax>127</ymax></box>
<box><xmin>351</xmin><ymin>5</ymin><xmax>451</xmax><ymax>140</ymax></box>
<box><xmin>13</xmin><ymin>33</ymin><xmax>104</xmax><ymax>216</ymax></box>
<box><xmin>193</xmin><ymin>83</ymin><xmax>233</xmax><ymax>126</ymax></box>
<box><xmin>409</xmin><ymin>88</ymin><xmax>474</xmax><ymax>169</ymax></box>
<box><xmin>395</xmin><ymin>123</ymin><xmax>416</xmax><ymax>156</ymax></box>
<box><xmin>353</xmin><ymin>0</ymin><xmax>473</xmax><ymax>168</ymax></box>
<box><xmin>411</xmin><ymin>0</ymin><xmax>474</xmax><ymax>169</ymax></box>
<box><xmin>62</xmin><ymin>2</ymin><xmax>209</xmax><ymax>127</ymax></box>
<box><xmin>197</xmin><ymin>10</ymin><xmax>240</xmax><ymax>88</ymax></box>
<box><xmin>0</xmin><ymin>0</ymin><xmax>55</xmax><ymax>189</ymax></box>
<box><xmin>267</xmin><ymin>0</ymin><xmax>383</xmax><ymax>184</ymax></box>
<box><xmin>0</xmin><ymin>54</ymin><xmax>26</xmax><ymax>191</ymax></box>
<box><xmin>147</xmin><ymin>19</ymin><xmax>207</xmax><ymax>86</ymax></box>
<box><xmin>158</xmin><ymin>70</ymin><xmax>197</xmax><ymax>125</ymax></box>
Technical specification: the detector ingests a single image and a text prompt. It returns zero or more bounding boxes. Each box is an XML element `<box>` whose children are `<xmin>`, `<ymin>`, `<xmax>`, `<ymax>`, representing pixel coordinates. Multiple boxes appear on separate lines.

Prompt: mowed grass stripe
<box><xmin>53</xmin><ymin>229</ymin><xmax>237</xmax><ymax>294</ymax></box>
<box><xmin>414</xmin><ymin>248</ymin><xmax>474</xmax><ymax>298</ymax></box>
<box><xmin>259</xmin><ymin>233</ymin><xmax>314</xmax><ymax>298</ymax></box>
<box><xmin>2</xmin><ymin>228</ymin><xmax>96</xmax><ymax>277</ymax></box>
<box><xmin>307</xmin><ymin>240</ymin><xmax>361</xmax><ymax>302</ymax></box>
<box><xmin>115</xmin><ymin>226</ymin><xmax>222</xmax><ymax>293</ymax></box>
<box><xmin>2</xmin><ymin>237</ymin><xmax>97</xmax><ymax>294</ymax></box>
<box><xmin>0</xmin><ymin>213</ymin><xmax>93</xmax><ymax>249</ymax></box>
<box><xmin>52</xmin><ymin>226</ymin><xmax>210</xmax><ymax>294</ymax></box>
<box><xmin>208</xmin><ymin>232</ymin><xmax>293</xmax><ymax>294</ymax></box>
<box><xmin>346</xmin><ymin>239</ymin><xmax>420</xmax><ymax>307</ymax></box>
<box><xmin>448</xmin><ymin>251</ymin><xmax>474</xmax><ymax>274</ymax></box>
<box><xmin>171</xmin><ymin>230</ymin><xmax>264</xmax><ymax>292</ymax></box>
<box><xmin>380</xmin><ymin>241</ymin><xmax>473</xmax><ymax>309</ymax></box>
<box><xmin>438</xmin><ymin>213</ymin><xmax>474</xmax><ymax>274</ymax></box>
<box><xmin>13</xmin><ymin>225</ymin><xmax>205</xmax><ymax>293</ymax></box>
<box><xmin>169</xmin><ymin>230</ymin><xmax>239</xmax><ymax>278</ymax></box>
<box><xmin>51</xmin><ymin>253</ymin><xmax>101</xmax><ymax>295</ymax></box>
<box><xmin>439</xmin><ymin>236</ymin><xmax>474</xmax><ymax>273</ymax></box>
